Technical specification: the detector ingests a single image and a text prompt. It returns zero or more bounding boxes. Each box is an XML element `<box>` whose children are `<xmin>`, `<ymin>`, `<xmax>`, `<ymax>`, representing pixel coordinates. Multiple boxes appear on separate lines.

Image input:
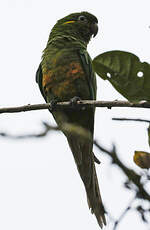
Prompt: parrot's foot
<box><xmin>49</xmin><ymin>99</ymin><xmax>58</xmax><ymax>112</ymax></box>
<box><xmin>70</xmin><ymin>96</ymin><xmax>81</xmax><ymax>109</ymax></box>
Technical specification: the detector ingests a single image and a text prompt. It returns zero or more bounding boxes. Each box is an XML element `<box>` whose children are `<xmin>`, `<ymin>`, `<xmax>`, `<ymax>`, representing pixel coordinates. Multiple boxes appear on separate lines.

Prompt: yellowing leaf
<box><xmin>133</xmin><ymin>151</ymin><xmax>150</xmax><ymax>169</ymax></box>
<box><xmin>147</xmin><ymin>125</ymin><xmax>150</xmax><ymax>148</ymax></box>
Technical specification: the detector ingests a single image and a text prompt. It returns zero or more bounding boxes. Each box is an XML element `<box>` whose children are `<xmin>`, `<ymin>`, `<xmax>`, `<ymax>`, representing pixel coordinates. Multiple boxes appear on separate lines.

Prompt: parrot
<box><xmin>36</xmin><ymin>11</ymin><xmax>106</xmax><ymax>228</ymax></box>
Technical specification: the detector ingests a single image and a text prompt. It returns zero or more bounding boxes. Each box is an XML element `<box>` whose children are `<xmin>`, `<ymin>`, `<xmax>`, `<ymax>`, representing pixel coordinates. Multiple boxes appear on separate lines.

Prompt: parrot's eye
<box><xmin>78</xmin><ymin>15</ymin><xmax>87</xmax><ymax>22</ymax></box>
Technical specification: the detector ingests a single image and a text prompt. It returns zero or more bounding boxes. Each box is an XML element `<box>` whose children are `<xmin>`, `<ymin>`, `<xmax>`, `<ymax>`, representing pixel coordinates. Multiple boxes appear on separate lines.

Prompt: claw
<box><xmin>70</xmin><ymin>96</ymin><xmax>81</xmax><ymax>105</ymax></box>
<box><xmin>70</xmin><ymin>96</ymin><xmax>81</xmax><ymax>109</ymax></box>
<box><xmin>49</xmin><ymin>99</ymin><xmax>58</xmax><ymax>112</ymax></box>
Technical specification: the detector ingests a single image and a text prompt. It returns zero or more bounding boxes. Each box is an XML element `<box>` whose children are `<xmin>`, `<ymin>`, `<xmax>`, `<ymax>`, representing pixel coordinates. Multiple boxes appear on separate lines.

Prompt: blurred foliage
<box><xmin>147</xmin><ymin>124</ymin><xmax>150</xmax><ymax>147</ymax></box>
<box><xmin>134</xmin><ymin>151</ymin><xmax>150</xmax><ymax>169</ymax></box>
<box><xmin>0</xmin><ymin>121</ymin><xmax>150</xmax><ymax>229</ymax></box>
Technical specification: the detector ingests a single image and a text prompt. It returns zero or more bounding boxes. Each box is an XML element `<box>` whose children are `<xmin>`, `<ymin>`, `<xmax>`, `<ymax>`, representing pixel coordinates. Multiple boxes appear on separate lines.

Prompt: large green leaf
<box><xmin>93</xmin><ymin>51</ymin><xmax>150</xmax><ymax>102</ymax></box>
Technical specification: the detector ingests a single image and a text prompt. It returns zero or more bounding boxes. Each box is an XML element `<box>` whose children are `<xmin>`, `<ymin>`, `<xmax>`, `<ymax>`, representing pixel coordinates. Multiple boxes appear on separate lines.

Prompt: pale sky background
<box><xmin>0</xmin><ymin>0</ymin><xmax>150</xmax><ymax>229</ymax></box>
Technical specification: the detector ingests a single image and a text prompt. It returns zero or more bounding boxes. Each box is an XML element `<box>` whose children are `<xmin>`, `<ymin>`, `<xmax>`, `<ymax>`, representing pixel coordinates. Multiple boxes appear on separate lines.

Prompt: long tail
<box><xmin>67</xmin><ymin>135</ymin><xmax>106</xmax><ymax>228</ymax></box>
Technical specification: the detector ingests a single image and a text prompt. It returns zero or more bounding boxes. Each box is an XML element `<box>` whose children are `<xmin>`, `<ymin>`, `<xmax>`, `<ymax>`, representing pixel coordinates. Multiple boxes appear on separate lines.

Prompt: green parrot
<box><xmin>36</xmin><ymin>11</ymin><xmax>106</xmax><ymax>228</ymax></box>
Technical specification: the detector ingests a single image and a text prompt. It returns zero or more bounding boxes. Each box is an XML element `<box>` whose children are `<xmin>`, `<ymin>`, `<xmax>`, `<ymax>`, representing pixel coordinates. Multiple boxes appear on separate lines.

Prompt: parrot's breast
<box><xmin>42</xmin><ymin>49</ymin><xmax>92</xmax><ymax>101</ymax></box>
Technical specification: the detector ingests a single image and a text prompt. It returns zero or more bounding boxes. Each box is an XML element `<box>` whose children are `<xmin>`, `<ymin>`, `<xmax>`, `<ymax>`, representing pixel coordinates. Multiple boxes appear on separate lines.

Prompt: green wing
<box><xmin>78</xmin><ymin>49</ymin><xmax>97</xmax><ymax>100</ymax></box>
<box><xmin>35</xmin><ymin>63</ymin><xmax>47</xmax><ymax>102</ymax></box>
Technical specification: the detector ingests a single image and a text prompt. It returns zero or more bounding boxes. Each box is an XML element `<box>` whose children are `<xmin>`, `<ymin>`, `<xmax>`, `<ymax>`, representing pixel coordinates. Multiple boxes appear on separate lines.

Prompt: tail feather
<box><xmin>87</xmin><ymin>164</ymin><xmax>106</xmax><ymax>227</ymax></box>
<box><xmin>67</xmin><ymin>136</ymin><xmax>106</xmax><ymax>228</ymax></box>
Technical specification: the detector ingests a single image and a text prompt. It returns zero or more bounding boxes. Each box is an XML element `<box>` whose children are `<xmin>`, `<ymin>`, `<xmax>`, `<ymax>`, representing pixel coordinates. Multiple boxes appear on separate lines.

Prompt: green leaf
<box><xmin>93</xmin><ymin>51</ymin><xmax>150</xmax><ymax>102</ymax></box>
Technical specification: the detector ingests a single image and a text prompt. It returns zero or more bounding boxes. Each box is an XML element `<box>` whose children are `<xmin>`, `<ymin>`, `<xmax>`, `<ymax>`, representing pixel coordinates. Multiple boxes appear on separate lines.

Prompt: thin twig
<box><xmin>113</xmin><ymin>196</ymin><xmax>135</xmax><ymax>230</ymax></box>
<box><xmin>0</xmin><ymin>122</ymin><xmax>59</xmax><ymax>139</ymax></box>
<box><xmin>1</xmin><ymin>100</ymin><xmax>150</xmax><ymax>114</ymax></box>
<box><xmin>113</xmin><ymin>118</ymin><xmax>150</xmax><ymax>123</ymax></box>
<box><xmin>94</xmin><ymin>141</ymin><xmax>150</xmax><ymax>201</ymax></box>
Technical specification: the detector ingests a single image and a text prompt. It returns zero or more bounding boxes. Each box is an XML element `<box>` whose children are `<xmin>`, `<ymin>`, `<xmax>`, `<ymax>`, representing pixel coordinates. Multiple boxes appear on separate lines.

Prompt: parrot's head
<box><xmin>50</xmin><ymin>12</ymin><xmax>98</xmax><ymax>44</ymax></box>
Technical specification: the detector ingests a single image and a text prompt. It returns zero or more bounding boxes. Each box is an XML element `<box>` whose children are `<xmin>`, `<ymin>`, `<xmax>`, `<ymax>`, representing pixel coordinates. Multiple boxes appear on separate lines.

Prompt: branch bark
<box><xmin>1</xmin><ymin>100</ymin><xmax>150</xmax><ymax>114</ymax></box>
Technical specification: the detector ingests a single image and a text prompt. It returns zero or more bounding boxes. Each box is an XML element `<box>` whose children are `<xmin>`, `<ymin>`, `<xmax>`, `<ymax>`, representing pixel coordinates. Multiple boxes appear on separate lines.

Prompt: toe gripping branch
<box><xmin>69</xmin><ymin>96</ymin><xmax>84</xmax><ymax>110</ymax></box>
<box><xmin>49</xmin><ymin>99</ymin><xmax>58</xmax><ymax>112</ymax></box>
<box><xmin>70</xmin><ymin>96</ymin><xmax>81</xmax><ymax>107</ymax></box>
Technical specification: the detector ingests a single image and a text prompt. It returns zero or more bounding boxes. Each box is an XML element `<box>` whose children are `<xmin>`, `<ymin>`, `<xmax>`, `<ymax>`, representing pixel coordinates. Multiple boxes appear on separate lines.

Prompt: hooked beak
<box><xmin>91</xmin><ymin>22</ymin><xmax>98</xmax><ymax>37</ymax></box>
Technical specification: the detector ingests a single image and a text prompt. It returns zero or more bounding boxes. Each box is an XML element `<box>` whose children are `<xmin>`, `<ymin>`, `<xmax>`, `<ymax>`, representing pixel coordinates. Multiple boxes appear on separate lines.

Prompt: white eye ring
<box><xmin>78</xmin><ymin>15</ymin><xmax>87</xmax><ymax>22</ymax></box>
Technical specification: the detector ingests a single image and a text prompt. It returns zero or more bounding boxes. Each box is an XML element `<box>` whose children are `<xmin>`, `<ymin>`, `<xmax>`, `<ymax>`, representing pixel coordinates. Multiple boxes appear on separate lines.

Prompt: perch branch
<box><xmin>1</xmin><ymin>100</ymin><xmax>150</xmax><ymax>114</ymax></box>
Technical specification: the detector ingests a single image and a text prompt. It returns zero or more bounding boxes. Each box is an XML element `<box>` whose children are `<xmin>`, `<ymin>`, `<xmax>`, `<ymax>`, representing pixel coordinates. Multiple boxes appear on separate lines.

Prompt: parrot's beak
<box><xmin>91</xmin><ymin>22</ymin><xmax>98</xmax><ymax>37</ymax></box>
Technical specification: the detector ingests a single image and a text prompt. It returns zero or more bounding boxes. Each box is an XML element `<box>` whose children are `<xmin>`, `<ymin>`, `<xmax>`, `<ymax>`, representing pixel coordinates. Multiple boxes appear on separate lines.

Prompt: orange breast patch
<box><xmin>42</xmin><ymin>61</ymin><xmax>85</xmax><ymax>99</ymax></box>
